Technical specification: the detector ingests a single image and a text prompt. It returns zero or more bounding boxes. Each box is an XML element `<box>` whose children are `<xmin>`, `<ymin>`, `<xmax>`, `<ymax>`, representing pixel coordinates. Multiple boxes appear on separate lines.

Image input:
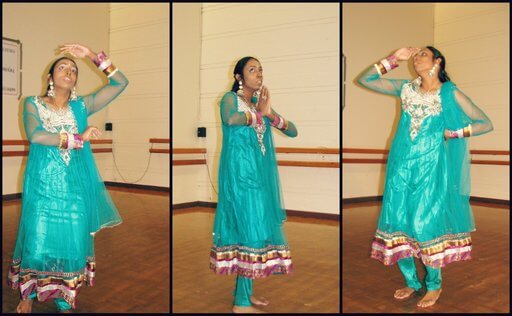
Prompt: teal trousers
<box><xmin>397</xmin><ymin>257</ymin><xmax>442</xmax><ymax>291</ymax></box>
<box><xmin>233</xmin><ymin>275</ymin><xmax>253</xmax><ymax>306</ymax></box>
<box><xmin>28</xmin><ymin>292</ymin><xmax>72</xmax><ymax>311</ymax></box>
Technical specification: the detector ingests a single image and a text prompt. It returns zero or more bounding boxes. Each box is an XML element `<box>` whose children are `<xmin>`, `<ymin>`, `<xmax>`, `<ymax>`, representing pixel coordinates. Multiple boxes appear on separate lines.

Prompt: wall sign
<box><xmin>3</xmin><ymin>37</ymin><xmax>22</xmax><ymax>99</ymax></box>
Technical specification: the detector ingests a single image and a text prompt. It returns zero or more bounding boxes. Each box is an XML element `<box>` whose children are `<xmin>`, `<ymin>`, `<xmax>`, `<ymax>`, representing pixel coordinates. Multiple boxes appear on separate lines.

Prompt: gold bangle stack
<box><xmin>244</xmin><ymin>111</ymin><xmax>251</xmax><ymax>126</ymax></box>
<box><xmin>374</xmin><ymin>63</ymin><xmax>387</xmax><ymax>76</ymax></box>
<box><xmin>463</xmin><ymin>125</ymin><xmax>472</xmax><ymax>137</ymax></box>
<box><xmin>104</xmin><ymin>64</ymin><xmax>118</xmax><ymax>77</ymax></box>
<box><xmin>59</xmin><ymin>133</ymin><xmax>68</xmax><ymax>149</ymax></box>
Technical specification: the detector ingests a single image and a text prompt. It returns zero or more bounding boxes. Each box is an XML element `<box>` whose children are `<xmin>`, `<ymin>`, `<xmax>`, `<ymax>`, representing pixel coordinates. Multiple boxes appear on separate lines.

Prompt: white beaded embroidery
<box><xmin>237</xmin><ymin>95</ymin><xmax>266</xmax><ymax>155</ymax></box>
<box><xmin>400</xmin><ymin>78</ymin><xmax>442</xmax><ymax>141</ymax></box>
<box><xmin>34</xmin><ymin>96</ymin><xmax>79</xmax><ymax>165</ymax></box>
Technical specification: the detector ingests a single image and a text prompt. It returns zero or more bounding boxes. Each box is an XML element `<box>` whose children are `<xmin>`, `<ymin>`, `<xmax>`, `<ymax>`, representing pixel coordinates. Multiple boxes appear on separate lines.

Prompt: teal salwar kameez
<box><xmin>210</xmin><ymin>91</ymin><xmax>297</xmax><ymax>306</ymax></box>
<box><xmin>8</xmin><ymin>70</ymin><xmax>129</xmax><ymax>310</ymax></box>
<box><xmin>357</xmin><ymin>64</ymin><xmax>493</xmax><ymax>290</ymax></box>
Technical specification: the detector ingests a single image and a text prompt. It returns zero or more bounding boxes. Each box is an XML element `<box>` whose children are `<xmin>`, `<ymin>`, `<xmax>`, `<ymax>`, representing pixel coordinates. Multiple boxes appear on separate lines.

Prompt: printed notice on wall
<box><xmin>3</xmin><ymin>38</ymin><xmax>22</xmax><ymax>98</ymax></box>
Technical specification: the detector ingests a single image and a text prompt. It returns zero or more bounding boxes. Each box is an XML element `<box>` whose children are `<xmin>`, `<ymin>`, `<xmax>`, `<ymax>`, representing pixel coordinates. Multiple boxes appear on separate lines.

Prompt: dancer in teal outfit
<box><xmin>209</xmin><ymin>57</ymin><xmax>297</xmax><ymax>313</ymax></box>
<box><xmin>357</xmin><ymin>47</ymin><xmax>493</xmax><ymax>308</ymax></box>
<box><xmin>8</xmin><ymin>43</ymin><xmax>128</xmax><ymax>313</ymax></box>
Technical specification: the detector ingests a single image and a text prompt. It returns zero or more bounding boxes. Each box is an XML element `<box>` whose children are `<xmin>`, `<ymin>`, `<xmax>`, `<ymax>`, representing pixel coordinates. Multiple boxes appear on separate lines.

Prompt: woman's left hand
<box><xmin>444</xmin><ymin>129</ymin><xmax>451</xmax><ymax>140</ymax></box>
<box><xmin>257</xmin><ymin>85</ymin><xmax>272</xmax><ymax>116</ymax></box>
<box><xmin>59</xmin><ymin>43</ymin><xmax>94</xmax><ymax>59</ymax></box>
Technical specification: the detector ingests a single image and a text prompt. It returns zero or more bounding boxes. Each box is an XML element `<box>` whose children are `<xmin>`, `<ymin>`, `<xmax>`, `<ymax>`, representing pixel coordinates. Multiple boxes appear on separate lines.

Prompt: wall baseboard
<box><xmin>172</xmin><ymin>201</ymin><xmax>340</xmax><ymax>220</ymax></box>
<box><xmin>343</xmin><ymin>196</ymin><xmax>509</xmax><ymax>207</ymax></box>
<box><xmin>2</xmin><ymin>182</ymin><xmax>169</xmax><ymax>201</ymax></box>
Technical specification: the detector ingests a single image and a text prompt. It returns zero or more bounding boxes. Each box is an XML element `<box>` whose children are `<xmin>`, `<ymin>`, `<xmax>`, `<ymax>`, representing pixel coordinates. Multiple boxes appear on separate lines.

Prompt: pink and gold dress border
<box><xmin>8</xmin><ymin>257</ymin><xmax>96</xmax><ymax>309</ymax></box>
<box><xmin>370</xmin><ymin>230</ymin><xmax>472</xmax><ymax>268</ymax></box>
<box><xmin>210</xmin><ymin>244</ymin><xmax>293</xmax><ymax>279</ymax></box>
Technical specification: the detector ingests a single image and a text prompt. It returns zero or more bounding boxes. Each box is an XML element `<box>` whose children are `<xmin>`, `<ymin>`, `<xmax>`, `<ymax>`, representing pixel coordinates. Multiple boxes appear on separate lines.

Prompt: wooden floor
<box><xmin>2</xmin><ymin>188</ymin><xmax>170</xmax><ymax>313</ymax></box>
<box><xmin>342</xmin><ymin>202</ymin><xmax>509</xmax><ymax>313</ymax></box>
<box><xmin>172</xmin><ymin>207</ymin><xmax>340</xmax><ymax>313</ymax></box>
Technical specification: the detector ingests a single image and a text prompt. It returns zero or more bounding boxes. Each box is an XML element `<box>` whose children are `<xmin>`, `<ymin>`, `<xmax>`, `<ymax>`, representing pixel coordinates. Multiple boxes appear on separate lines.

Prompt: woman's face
<box><xmin>241</xmin><ymin>59</ymin><xmax>263</xmax><ymax>91</ymax></box>
<box><xmin>49</xmin><ymin>59</ymin><xmax>77</xmax><ymax>91</ymax></box>
<box><xmin>413</xmin><ymin>48</ymin><xmax>440</xmax><ymax>74</ymax></box>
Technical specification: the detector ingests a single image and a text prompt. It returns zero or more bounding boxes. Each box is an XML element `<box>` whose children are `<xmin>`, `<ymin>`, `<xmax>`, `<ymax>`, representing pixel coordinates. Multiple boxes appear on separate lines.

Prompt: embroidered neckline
<box><xmin>35</xmin><ymin>96</ymin><xmax>71</xmax><ymax>114</ymax></box>
<box><xmin>401</xmin><ymin>80</ymin><xmax>442</xmax><ymax>141</ymax></box>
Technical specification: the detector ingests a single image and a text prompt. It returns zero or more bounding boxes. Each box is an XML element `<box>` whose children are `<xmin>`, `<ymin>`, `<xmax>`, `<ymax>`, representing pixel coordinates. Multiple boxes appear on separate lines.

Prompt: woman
<box><xmin>209</xmin><ymin>57</ymin><xmax>297</xmax><ymax>313</ymax></box>
<box><xmin>8</xmin><ymin>43</ymin><xmax>129</xmax><ymax>313</ymax></box>
<box><xmin>357</xmin><ymin>47</ymin><xmax>493</xmax><ymax>308</ymax></box>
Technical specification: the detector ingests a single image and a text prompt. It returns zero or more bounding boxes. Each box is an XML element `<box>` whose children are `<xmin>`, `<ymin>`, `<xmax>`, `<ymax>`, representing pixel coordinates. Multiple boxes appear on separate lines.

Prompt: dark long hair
<box><xmin>44</xmin><ymin>56</ymin><xmax>79</xmax><ymax>95</ymax></box>
<box><xmin>426</xmin><ymin>46</ymin><xmax>451</xmax><ymax>83</ymax></box>
<box><xmin>230</xmin><ymin>56</ymin><xmax>259</xmax><ymax>92</ymax></box>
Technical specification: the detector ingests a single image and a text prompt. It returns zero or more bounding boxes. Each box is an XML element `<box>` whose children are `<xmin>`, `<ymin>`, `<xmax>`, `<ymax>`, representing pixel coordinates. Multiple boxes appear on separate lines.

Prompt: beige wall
<box><xmin>107</xmin><ymin>3</ymin><xmax>170</xmax><ymax>186</ymax></box>
<box><xmin>171</xmin><ymin>3</ymin><xmax>203</xmax><ymax>204</ymax></box>
<box><xmin>2</xmin><ymin>3</ymin><xmax>109</xmax><ymax>195</ymax></box>
<box><xmin>2</xmin><ymin>3</ymin><xmax>170</xmax><ymax>195</ymax></box>
<box><xmin>342</xmin><ymin>3</ymin><xmax>509</xmax><ymax>201</ymax></box>
<box><xmin>173</xmin><ymin>3</ymin><xmax>340</xmax><ymax>214</ymax></box>
<box><xmin>434</xmin><ymin>3</ymin><xmax>509</xmax><ymax>199</ymax></box>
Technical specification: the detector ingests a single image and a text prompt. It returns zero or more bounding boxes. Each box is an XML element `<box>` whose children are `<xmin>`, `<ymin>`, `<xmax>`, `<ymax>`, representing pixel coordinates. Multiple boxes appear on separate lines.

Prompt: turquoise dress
<box><xmin>209</xmin><ymin>92</ymin><xmax>296</xmax><ymax>279</ymax></box>
<box><xmin>357</xmin><ymin>66</ymin><xmax>493</xmax><ymax>268</ymax></box>
<box><xmin>8</xmin><ymin>70</ymin><xmax>129</xmax><ymax>308</ymax></box>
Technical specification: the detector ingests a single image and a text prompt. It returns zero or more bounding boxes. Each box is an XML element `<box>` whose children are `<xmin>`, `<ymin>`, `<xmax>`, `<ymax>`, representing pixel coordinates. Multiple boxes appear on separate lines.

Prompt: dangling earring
<box><xmin>47</xmin><ymin>80</ymin><xmax>55</xmax><ymax>98</ymax></box>
<box><xmin>237</xmin><ymin>80</ymin><xmax>244</xmax><ymax>96</ymax></box>
<box><xmin>429</xmin><ymin>64</ymin><xmax>438</xmax><ymax>78</ymax></box>
<box><xmin>70</xmin><ymin>86</ymin><xmax>77</xmax><ymax>101</ymax></box>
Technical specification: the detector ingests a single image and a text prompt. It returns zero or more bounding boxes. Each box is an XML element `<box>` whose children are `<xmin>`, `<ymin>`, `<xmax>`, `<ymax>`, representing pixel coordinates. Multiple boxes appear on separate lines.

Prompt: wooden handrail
<box><xmin>3</xmin><ymin>139</ymin><xmax>113</xmax><ymax>145</ymax></box>
<box><xmin>3</xmin><ymin>140</ymin><xmax>29</xmax><ymax>146</ymax></box>
<box><xmin>173</xmin><ymin>159</ymin><xmax>206</xmax><ymax>166</ymax></box>
<box><xmin>171</xmin><ymin>147</ymin><xmax>340</xmax><ymax>168</ymax></box>
<box><xmin>150</xmin><ymin>138</ymin><xmax>170</xmax><ymax>143</ymax></box>
<box><xmin>151</xmin><ymin>149</ymin><xmax>170</xmax><ymax>154</ymax></box>
<box><xmin>278</xmin><ymin>161</ymin><xmax>339</xmax><ymax>168</ymax></box>
<box><xmin>173</xmin><ymin>148</ymin><xmax>206</xmax><ymax>154</ymax></box>
<box><xmin>343</xmin><ymin>148</ymin><xmax>509</xmax><ymax>155</ymax></box>
<box><xmin>342</xmin><ymin>158</ymin><xmax>509</xmax><ymax>166</ymax></box>
<box><xmin>276</xmin><ymin>147</ymin><xmax>339</xmax><ymax>154</ymax></box>
<box><xmin>3</xmin><ymin>139</ymin><xmax>114</xmax><ymax>157</ymax></box>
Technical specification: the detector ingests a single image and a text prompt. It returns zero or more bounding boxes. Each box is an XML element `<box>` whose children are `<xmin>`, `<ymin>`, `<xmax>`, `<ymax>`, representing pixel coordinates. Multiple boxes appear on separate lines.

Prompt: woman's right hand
<box><xmin>393</xmin><ymin>47</ymin><xmax>420</xmax><ymax>61</ymax></box>
<box><xmin>81</xmin><ymin>126</ymin><xmax>101</xmax><ymax>142</ymax></box>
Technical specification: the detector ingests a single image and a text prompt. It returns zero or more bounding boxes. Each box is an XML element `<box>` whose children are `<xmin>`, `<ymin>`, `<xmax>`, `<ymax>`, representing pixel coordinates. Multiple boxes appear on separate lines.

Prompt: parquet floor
<box><xmin>172</xmin><ymin>207</ymin><xmax>340</xmax><ymax>313</ymax></box>
<box><xmin>342</xmin><ymin>202</ymin><xmax>509</xmax><ymax>313</ymax></box>
<box><xmin>2</xmin><ymin>188</ymin><xmax>170</xmax><ymax>313</ymax></box>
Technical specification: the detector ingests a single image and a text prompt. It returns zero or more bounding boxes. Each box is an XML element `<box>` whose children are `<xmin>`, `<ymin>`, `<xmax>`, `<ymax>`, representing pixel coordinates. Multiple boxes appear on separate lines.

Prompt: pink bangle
<box><xmin>255</xmin><ymin>112</ymin><xmax>263</xmax><ymax>125</ymax></box>
<box><xmin>387</xmin><ymin>55</ymin><xmax>398</xmax><ymax>70</ymax></box>
<box><xmin>277</xmin><ymin>117</ymin><xmax>285</xmax><ymax>129</ymax></box>
<box><xmin>271</xmin><ymin>114</ymin><xmax>280</xmax><ymax>127</ymax></box>
<box><xmin>94</xmin><ymin>51</ymin><xmax>108</xmax><ymax>67</ymax></box>
<box><xmin>74</xmin><ymin>134</ymin><xmax>84</xmax><ymax>149</ymax></box>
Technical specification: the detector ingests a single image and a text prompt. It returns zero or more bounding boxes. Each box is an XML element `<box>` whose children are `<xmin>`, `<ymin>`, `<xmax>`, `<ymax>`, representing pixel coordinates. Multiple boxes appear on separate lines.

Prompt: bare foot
<box><xmin>232</xmin><ymin>305</ymin><xmax>265</xmax><ymax>313</ymax></box>
<box><xmin>16</xmin><ymin>299</ymin><xmax>33</xmax><ymax>313</ymax></box>
<box><xmin>250</xmin><ymin>296</ymin><xmax>269</xmax><ymax>306</ymax></box>
<box><xmin>417</xmin><ymin>289</ymin><xmax>442</xmax><ymax>308</ymax></box>
<box><xmin>394</xmin><ymin>287</ymin><xmax>416</xmax><ymax>300</ymax></box>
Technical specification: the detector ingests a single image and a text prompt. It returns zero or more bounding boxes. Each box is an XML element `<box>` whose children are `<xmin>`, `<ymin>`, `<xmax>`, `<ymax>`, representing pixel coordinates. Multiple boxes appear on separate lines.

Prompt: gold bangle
<box><xmin>283</xmin><ymin>119</ymin><xmax>289</xmax><ymax>131</ymax></box>
<box><xmin>245</xmin><ymin>111</ymin><xmax>251</xmax><ymax>125</ymax></box>
<box><xmin>103</xmin><ymin>64</ymin><xmax>117</xmax><ymax>76</ymax></box>
<box><xmin>378</xmin><ymin>63</ymin><xmax>387</xmax><ymax>75</ymax></box>
<box><xmin>59</xmin><ymin>133</ymin><xmax>67</xmax><ymax>149</ymax></box>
